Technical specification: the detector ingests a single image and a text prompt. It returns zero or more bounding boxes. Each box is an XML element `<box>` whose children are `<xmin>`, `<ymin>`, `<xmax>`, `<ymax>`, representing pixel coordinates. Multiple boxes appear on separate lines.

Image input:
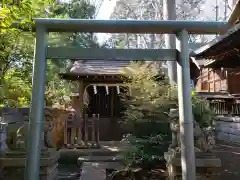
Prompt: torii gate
<box><xmin>25</xmin><ymin>18</ymin><xmax>229</xmax><ymax>180</ymax></box>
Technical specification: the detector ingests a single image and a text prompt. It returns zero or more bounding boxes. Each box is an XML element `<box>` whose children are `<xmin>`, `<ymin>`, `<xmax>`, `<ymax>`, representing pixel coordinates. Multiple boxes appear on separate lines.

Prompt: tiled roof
<box><xmin>191</xmin><ymin>23</ymin><xmax>240</xmax><ymax>59</ymax></box>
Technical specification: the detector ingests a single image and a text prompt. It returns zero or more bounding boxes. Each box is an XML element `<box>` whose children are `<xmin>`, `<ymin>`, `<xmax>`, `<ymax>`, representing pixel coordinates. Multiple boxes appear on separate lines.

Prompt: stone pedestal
<box><xmin>0</xmin><ymin>149</ymin><xmax>59</xmax><ymax>180</ymax></box>
<box><xmin>164</xmin><ymin>149</ymin><xmax>221</xmax><ymax>180</ymax></box>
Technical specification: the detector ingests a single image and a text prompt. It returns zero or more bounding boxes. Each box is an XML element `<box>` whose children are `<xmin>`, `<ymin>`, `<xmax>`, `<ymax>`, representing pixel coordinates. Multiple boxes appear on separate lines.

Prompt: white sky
<box><xmin>96</xmin><ymin>0</ymin><xmax>117</xmax><ymax>43</ymax></box>
<box><xmin>96</xmin><ymin>0</ymin><xmax>117</xmax><ymax>20</ymax></box>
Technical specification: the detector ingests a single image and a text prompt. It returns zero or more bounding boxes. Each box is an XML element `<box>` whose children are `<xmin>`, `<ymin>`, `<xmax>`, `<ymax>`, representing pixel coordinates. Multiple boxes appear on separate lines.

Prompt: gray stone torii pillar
<box><xmin>177</xmin><ymin>29</ymin><xmax>196</xmax><ymax>180</ymax></box>
<box><xmin>25</xmin><ymin>24</ymin><xmax>47</xmax><ymax>180</ymax></box>
<box><xmin>24</xmin><ymin>18</ymin><xmax>229</xmax><ymax>180</ymax></box>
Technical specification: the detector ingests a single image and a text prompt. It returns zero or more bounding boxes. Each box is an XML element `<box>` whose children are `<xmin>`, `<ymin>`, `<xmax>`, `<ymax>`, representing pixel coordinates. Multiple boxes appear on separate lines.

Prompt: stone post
<box><xmin>0</xmin><ymin>119</ymin><xmax>8</xmax><ymax>156</ymax></box>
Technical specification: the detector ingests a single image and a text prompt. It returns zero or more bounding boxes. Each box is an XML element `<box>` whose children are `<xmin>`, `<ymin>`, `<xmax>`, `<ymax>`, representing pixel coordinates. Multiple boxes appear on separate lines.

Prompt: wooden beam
<box><xmin>46</xmin><ymin>48</ymin><xmax>178</xmax><ymax>61</ymax></box>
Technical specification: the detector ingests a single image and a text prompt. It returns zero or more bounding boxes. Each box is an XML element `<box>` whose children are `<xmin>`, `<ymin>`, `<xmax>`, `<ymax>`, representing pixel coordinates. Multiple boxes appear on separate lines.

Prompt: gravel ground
<box><xmin>211</xmin><ymin>141</ymin><xmax>240</xmax><ymax>180</ymax></box>
<box><xmin>58</xmin><ymin>163</ymin><xmax>81</xmax><ymax>180</ymax></box>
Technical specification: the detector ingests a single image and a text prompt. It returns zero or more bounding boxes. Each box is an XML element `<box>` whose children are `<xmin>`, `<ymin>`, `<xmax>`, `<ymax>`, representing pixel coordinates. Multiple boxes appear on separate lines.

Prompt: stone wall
<box><xmin>0</xmin><ymin>107</ymin><xmax>124</xmax><ymax>144</ymax></box>
<box><xmin>0</xmin><ymin>108</ymin><xmax>62</xmax><ymax>180</ymax></box>
<box><xmin>215</xmin><ymin>116</ymin><xmax>240</xmax><ymax>144</ymax></box>
<box><xmin>0</xmin><ymin>107</ymin><xmax>69</xmax><ymax>149</ymax></box>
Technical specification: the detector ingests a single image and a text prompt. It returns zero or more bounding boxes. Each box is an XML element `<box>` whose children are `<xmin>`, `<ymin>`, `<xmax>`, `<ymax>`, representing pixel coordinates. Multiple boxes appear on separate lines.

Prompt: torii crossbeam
<box><xmin>25</xmin><ymin>18</ymin><xmax>229</xmax><ymax>180</ymax></box>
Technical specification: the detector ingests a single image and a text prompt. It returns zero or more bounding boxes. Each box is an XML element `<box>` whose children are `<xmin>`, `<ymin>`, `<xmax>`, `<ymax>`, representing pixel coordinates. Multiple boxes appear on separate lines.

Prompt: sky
<box><xmin>96</xmin><ymin>0</ymin><xmax>117</xmax><ymax>20</ymax></box>
<box><xmin>95</xmin><ymin>0</ymin><xmax>117</xmax><ymax>43</ymax></box>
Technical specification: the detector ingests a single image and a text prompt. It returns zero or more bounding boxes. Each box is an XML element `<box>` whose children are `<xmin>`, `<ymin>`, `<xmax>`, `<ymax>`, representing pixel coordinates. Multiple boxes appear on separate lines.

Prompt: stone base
<box><xmin>0</xmin><ymin>149</ymin><xmax>59</xmax><ymax>180</ymax></box>
<box><xmin>164</xmin><ymin>150</ymin><xmax>221</xmax><ymax>180</ymax></box>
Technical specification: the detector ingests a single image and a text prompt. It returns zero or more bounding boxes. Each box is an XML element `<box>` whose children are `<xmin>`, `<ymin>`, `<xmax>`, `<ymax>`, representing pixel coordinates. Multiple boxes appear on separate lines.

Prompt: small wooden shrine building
<box><xmin>59</xmin><ymin>59</ymin><xmax>132</xmax><ymax>145</ymax></box>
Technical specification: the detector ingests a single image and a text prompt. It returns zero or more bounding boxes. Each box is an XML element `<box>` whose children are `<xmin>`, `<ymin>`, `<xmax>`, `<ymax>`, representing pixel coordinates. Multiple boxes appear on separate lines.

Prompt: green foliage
<box><xmin>0</xmin><ymin>0</ymin><xmax>103</xmax><ymax>108</ymax></box>
<box><xmin>1</xmin><ymin>67</ymin><xmax>31</xmax><ymax>107</ymax></box>
<box><xmin>121</xmin><ymin>62</ymin><xmax>177</xmax><ymax>132</ymax></box>
<box><xmin>122</xmin><ymin>134</ymin><xmax>168</xmax><ymax>170</ymax></box>
<box><xmin>192</xmin><ymin>90</ymin><xmax>214</xmax><ymax>128</ymax></box>
<box><xmin>120</xmin><ymin>62</ymin><xmax>214</xmax><ymax>170</ymax></box>
<box><xmin>0</xmin><ymin>0</ymin><xmax>55</xmax><ymax>33</ymax></box>
<box><xmin>0</xmin><ymin>0</ymin><xmax>53</xmax><ymax>107</ymax></box>
<box><xmin>48</xmin><ymin>0</ymin><xmax>101</xmax><ymax>48</ymax></box>
<box><xmin>120</xmin><ymin>62</ymin><xmax>176</xmax><ymax>169</ymax></box>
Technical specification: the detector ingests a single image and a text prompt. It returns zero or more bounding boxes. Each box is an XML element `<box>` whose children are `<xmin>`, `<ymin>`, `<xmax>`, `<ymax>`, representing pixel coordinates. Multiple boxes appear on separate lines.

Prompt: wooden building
<box><xmin>191</xmin><ymin>0</ymin><xmax>240</xmax><ymax>94</ymax></box>
<box><xmin>192</xmin><ymin>23</ymin><xmax>240</xmax><ymax>94</ymax></box>
<box><xmin>60</xmin><ymin>59</ymin><xmax>132</xmax><ymax>143</ymax></box>
<box><xmin>189</xmin><ymin>3</ymin><xmax>240</xmax><ymax>115</ymax></box>
<box><xmin>59</xmin><ymin>59</ymin><xmax>171</xmax><ymax>146</ymax></box>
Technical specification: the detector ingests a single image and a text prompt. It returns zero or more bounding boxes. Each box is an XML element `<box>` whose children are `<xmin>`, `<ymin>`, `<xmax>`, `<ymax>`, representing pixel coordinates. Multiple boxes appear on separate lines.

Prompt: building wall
<box><xmin>196</xmin><ymin>68</ymin><xmax>228</xmax><ymax>93</ymax></box>
<box><xmin>71</xmin><ymin>85</ymin><xmax>125</xmax><ymax>141</ymax></box>
<box><xmin>195</xmin><ymin>67</ymin><xmax>240</xmax><ymax>94</ymax></box>
<box><xmin>227</xmin><ymin>70</ymin><xmax>240</xmax><ymax>94</ymax></box>
<box><xmin>71</xmin><ymin>96</ymin><xmax>81</xmax><ymax>118</ymax></box>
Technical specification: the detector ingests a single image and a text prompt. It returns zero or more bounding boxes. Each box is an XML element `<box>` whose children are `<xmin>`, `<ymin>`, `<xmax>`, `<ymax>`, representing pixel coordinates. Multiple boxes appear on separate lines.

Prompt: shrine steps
<box><xmin>78</xmin><ymin>153</ymin><xmax>123</xmax><ymax>180</ymax></box>
<box><xmin>59</xmin><ymin>141</ymin><xmax>125</xmax><ymax>163</ymax></box>
<box><xmin>59</xmin><ymin>141</ymin><xmax>125</xmax><ymax>180</ymax></box>
<box><xmin>59</xmin><ymin>149</ymin><xmax>121</xmax><ymax>163</ymax></box>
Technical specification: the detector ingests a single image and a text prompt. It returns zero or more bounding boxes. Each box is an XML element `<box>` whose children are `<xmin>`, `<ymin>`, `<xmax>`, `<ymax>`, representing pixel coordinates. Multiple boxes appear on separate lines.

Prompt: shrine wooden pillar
<box><xmin>77</xmin><ymin>80</ymin><xmax>86</xmax><ymax>144</ymax></box>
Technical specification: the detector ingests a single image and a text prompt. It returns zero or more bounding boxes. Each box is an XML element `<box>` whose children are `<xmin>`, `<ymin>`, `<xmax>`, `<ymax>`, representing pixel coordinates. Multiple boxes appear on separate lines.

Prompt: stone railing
<box><xmin>215</xmin><ymin>116</ymin><xmax>240</xmax><ymax>144</ymax></box>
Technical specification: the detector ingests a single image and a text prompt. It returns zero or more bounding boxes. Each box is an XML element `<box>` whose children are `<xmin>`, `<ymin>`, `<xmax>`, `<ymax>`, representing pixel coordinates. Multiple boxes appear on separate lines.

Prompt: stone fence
<box><xmin>215</xmin><ymin>116</ymin><xmax>240</xmax><ymax>144</ymax></box>
<box><xmin>0</xmin><ymin>107</ymin><xmax>69</xmax><ymax>179</ymax></box>
<box><xmin>0</xmin><ymin>107</ymin><xmax>69</xmax><ymax>149</ymax></box>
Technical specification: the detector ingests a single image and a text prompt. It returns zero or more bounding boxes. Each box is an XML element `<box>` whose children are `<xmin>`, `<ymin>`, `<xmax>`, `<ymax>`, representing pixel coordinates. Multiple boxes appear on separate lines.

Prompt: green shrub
<box><xmin>120</xmin><ymin>62</ymin><xmax>176</xmax><ymax>169</ymax></box>
<box><xmin>120</xmin><ymin>62</ymin><xmax>214</xmax><ymax>170</ymax></box>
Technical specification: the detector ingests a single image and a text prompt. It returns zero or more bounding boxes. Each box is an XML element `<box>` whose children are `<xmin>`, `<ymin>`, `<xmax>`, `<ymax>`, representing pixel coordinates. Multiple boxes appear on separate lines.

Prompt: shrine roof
<box><xmin>59</xmin><ymin>59</ymin><xmax>132</xmax><ymax>81</ymax></box>
<box><xmin>191</xmin><ymin>23</ymin><xmax>240</xmax><ymax>68</ymax></box>
<box><xmin>70</xmin><ymin>59</ymin><xmax>130</xmax><ymax>75</ymax></box>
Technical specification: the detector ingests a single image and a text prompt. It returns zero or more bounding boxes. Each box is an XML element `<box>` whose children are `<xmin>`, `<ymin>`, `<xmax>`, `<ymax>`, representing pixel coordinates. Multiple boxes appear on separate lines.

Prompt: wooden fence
<box><xmin>64</xmin><ymin>113</ymin><xmax>100</xmax><ymax>148</ymax></box>
<box><xmin>209</xmin><ymin>101</ymin><xmax>240</xmax><ymax>116</ymax></box>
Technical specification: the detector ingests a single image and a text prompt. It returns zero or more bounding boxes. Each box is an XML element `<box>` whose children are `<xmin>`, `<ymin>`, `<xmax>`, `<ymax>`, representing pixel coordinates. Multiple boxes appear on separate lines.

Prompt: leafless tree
<box><xmin>108</xmin><ymin>0</ymin><xmax>205</xmax><ymax>49</ymax></box>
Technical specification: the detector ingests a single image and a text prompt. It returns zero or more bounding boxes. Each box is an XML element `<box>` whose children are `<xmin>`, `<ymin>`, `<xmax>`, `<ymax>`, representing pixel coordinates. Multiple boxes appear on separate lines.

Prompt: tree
<box><xmin>0</xmin><ymin>0</ymin><xmax>103</xmax><ymax>108</ymax></box>
<box><xmin>45</xmin><ymin>0</ymin><xmax>106</xmax><ymax>108</ymax></box>
<box><xmin>109</xmin><ymin>0</ymin><xmax>205</xmax><ymax>49</ymax></box>
<box><xmin>0</xmin><ymin>0</ymin><xmax>54</xmax><ymax>106</ymax></box>
<box><xmin>48</xmin><ymin>0</ymin><xmax>101</xmax><ymax>48</ymax></box>
<box><xmin>212</xmin><ymin>0</ymin><xmax>233</xmax><ymax>21</ymax></box>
